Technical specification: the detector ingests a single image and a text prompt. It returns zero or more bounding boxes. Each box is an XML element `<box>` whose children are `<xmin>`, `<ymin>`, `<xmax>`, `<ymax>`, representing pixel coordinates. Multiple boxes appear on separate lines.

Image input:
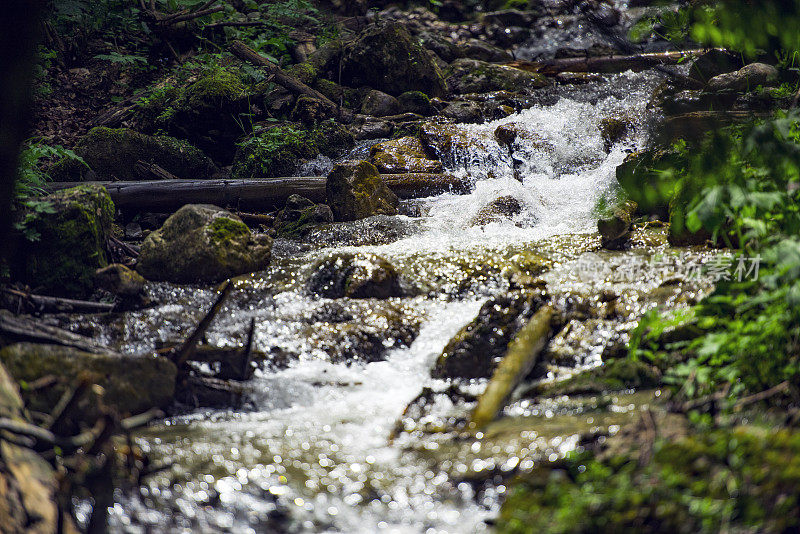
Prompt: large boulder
<box><xmin>137</xmin><ymin>204</ymin><xmax>272</xmax><ymax>283</ymax></box>
<box><xmin>340</xmin><ymin>23</ymin><xmax>447</xmax><ymax>97</ymax></box>
<box><xmin>445</xmin><ymin>58</ymin><xmax>550</xmax><ymax>95</ymax></box>
<box><xmin>51</xmin><ymin>127</ymin><xmax>218</xmax><ymax>181</ymax></box>
<box><xmin>12</xmin><ymin>184</ymin><xmax>114</xmax><ymax>297</ymax></box>
<box><xmin>307</xmin><ymin>252</ymin><xmax>404</xmax><ymax>299</ymax></box>
<box><xmin>326</xmin><ymin>161</ymin><xmax>399</xmax><ymax>221</ymax></box>
<box><xmin>370</xmin><ymin>136</ymin><xmax>444</xmax><ymax>174</ymax></box>
<box><xmin>232</xmin><ymin>121</ymin><xmax>354</xmax><ymax>178</ymax></box>
<box><xmin>360</xmin><ymin>89</ymin><xmax>401</xmax><ymax>117</ymax></box>
<box><xmin>0</xmin><ymin>343</ymin><xmax>176</xmax><ymax>416</ymax></box>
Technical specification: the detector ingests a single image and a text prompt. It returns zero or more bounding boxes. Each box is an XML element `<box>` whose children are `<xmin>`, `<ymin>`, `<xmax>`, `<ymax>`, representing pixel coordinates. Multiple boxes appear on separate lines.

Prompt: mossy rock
<box><xmin>184</xmin><ymin>67</ymin><xmax>246</xmax><ymax>109</ymax></box>
<box><xmin>273</xmin><ymin>194</ymin><xmax>334</xmax><ymax>238</ymax></box>
<box><xmin>61</xmin><ymin>127</ymin><xmax>217</xmax><ymax>181</ymax></box>
<box><xmin>340</xmin><ymin>23</ymin><xmax>447</xmax><ymax>97</ymax></box>
<box><xmin>533</xmin><ymin>358</ymin><xmax>661</xmax><ymax>397</ymax></box>
<box><xmin>325</xmin><ymin>160</ymin><xmax>399</xmax><ymax>221</ymax></box>
<box><xmin>432</xmin><ymin>292</ymin><xmax>541</xmax><ymax>379</ymax></box>
<box><xmin>314</xmin><ymin>78</ymin><xmax>362</xmax><ymax>109</ymax></box>
<box><xmin>232</xmin><ymin>121</ymin><xmax>354</xmax><ymax>178</ymax></box>
<box><xmin>445</xmin><ymin>58</ymin><xmax>550</xmax><ymax>95</ymax></box>
<box><xmin>499</xmin><ymin>425</ymin><xmax>800</xmax><ymax>533</ymax></box>
<box><xmin>284</xmin><ymin>62</ymin><xmax>318</xmax><ymax>86</ymax></box>
<box><xmin>0</xmin><ymin>343</ymin><xmax>176</xmax><ymax>417</ymax></box>
<box><xmin>597</xmin><ymin>199</ymin><xmax>637</xmax><ymax>250</ymax></box>
<box><xmin>615</xmin><ymin>146</ymin><xmax>687</xmax><ymax>220</ymax></box>
<box><xmin>12</xmin><ymin>184</ymin><xmax>114</xmax><ymax>297</ymax></box>
<box><xmin>370</xmin><ymin>136</ymin><xmax>444</xmax><ymax>174</ymax></box>
<box><xmin>137</xmin><ymin>204</ymin><xmax>272</xmax><ymax>283</ymax></box>
<box><xmin>397</xmin><ymin>90</ymin><xmax>436</xmax><ymax>116</ymax></box>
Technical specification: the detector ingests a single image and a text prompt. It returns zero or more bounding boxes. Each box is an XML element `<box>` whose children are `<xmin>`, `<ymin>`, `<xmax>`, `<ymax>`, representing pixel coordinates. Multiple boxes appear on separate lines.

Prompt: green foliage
<box><xmin>629</xmin><ymin>114</ymin><xmax>800</xmax><ymax>407</ymax></box>
<box><xmin>500</xmin><ymin>427</ymin><xmax>800</xmax><ymax>534</ymax></box>
<box><xmin>94</xmin><ymin>51</ymin><xmax>150</xmax><ymax>70</ymax></box>
<box><xmin>15</xmin><ymin>141</ymin><xmax>87</xmax><ymax>199</ymax></box>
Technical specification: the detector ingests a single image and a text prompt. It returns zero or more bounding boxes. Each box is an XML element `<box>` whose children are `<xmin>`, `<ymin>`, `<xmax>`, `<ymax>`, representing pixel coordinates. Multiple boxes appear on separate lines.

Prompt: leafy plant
<box><xmin>15</xmin><ymin>141</ymin><xmax>87</xmax><ymax>199</ymax></box>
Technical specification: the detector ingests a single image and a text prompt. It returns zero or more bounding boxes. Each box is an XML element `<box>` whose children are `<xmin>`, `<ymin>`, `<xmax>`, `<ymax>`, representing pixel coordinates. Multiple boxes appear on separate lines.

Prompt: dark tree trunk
<box><xmin>0</xmin><ymin>0</ymin><xmax>45</xmax><ymax>264</ymax></box>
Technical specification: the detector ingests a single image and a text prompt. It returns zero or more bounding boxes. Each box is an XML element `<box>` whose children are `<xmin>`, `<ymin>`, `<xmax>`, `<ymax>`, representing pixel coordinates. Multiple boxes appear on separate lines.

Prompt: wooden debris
<box><xmin>1</xmin><ymin>287</ymin><xmax>115</xmax><ymax>314</ymax></box>
<box><xmin>469</xmin><ymin>305</ymin><xmax>555</xmax><ymax>430</ymax></box>
<box><xmin>172</xmin><ymin>281</ymin><xmax>234</xmax><ymax>368</ymax></box>
<box><xmin>0</xmin><ymin>310</ymin><xmax>111</xmax><ymax>353</ymax></box>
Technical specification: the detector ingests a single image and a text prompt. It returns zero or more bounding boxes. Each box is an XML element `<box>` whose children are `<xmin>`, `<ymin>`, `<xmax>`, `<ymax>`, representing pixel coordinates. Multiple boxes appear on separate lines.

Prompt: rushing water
<box><xmin>103</xmin><ymin>70</ymin><xmax>717</xmax><ymax>533</ymax></box>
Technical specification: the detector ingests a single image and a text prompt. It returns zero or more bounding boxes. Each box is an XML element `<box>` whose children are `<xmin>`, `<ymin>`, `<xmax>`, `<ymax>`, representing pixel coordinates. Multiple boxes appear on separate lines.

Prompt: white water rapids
<box><xmin>110</xmin><ymin>70</ymin><xmax>667</xmax><ymax>533</ymax></box>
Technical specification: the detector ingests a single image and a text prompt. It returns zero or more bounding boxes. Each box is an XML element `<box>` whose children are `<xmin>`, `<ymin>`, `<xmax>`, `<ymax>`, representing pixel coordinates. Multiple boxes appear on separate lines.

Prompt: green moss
<box><xmin>315</xmin><ymin>78</ymin><xmax>361</xmax><ymax>109</ymax></box>
<box><xmin>185</xmin><ymin>67</ymin><xmax>246</xmax><ymax>109</ymax></box>
<box><xmin>14</xmin><ymin>184</ymin><xmax>114</xmax><ymax>296</ymax></box>
<box><xmin>232</xmin><ymin>120</ymin><xmax>353</xmax><ymax>178</ymax></box>
<box><xmin>535</xmin><ymin>359</ymin><xmax>661</xmax><ymax>397</ymax></box>
<box><xmin>208</xmin><ymin>216</ymin><xmax>249</xmax><ymax>244</ymax></box>
<box><xmin>500</xmin><ymin>426</ymin><xmax>800</xmax><ymax>534</ymax></box>
<box><xmin>285</xmin><ymin>62</ymin><xmax>318</xmax><ymax>85</ymax></box>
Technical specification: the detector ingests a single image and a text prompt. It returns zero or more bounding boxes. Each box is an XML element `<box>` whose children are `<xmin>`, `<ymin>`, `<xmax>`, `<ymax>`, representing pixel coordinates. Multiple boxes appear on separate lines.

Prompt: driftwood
<box><xmin>509</xmin><ymin>50</ymin><xmax>700</xmax><ymax>76</ymax></box>
<box><xmin>172</xmin><ymin>281</ymin><xmax>234</xmax><ymax>368</ymax></box>
<box><xmin>2</xmin><ymin>288</ymin><xmax>115</xmax><ymax>314</ymax></box>
<box><xmin>46</xmin><ymin>174</ymin><xmax>470</xmax><ymax>212</ymax></box>
<box><xmin>230</xmin><ymin>40</ymin><xmax>338</xmax><ymax>110</ymax></box>
<box><xmin>469</xmin><ymin>305</ymin><xmax>555</xmax><ymax>430</ymax></box>
<box><xmin>0</xmin><ymin>310</ymin><xmax>111</xmax><ymax>353</ymax></box>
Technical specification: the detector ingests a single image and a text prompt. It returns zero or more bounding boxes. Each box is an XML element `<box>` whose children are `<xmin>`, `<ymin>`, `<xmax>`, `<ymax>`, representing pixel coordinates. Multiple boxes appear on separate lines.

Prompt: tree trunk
<box><xmin>0</xmin><ymin>0</ymin><xmax>45</xmax><ymax>265</ymax></box>
<box><xmin>46</xmin><ymin>174</ymin><xmax>470</xmax><ymax>213</ymax></box>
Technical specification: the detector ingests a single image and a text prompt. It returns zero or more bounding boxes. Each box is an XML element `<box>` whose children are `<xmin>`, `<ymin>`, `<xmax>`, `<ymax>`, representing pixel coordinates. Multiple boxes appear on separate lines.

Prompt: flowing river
<box><xmin>100</xmin><ymin>69</ymin><xmax>715</xmax><ymax>532</ymax></box>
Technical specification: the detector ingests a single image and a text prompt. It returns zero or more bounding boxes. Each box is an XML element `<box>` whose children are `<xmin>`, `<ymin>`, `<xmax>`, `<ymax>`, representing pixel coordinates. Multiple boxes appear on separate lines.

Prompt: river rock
<box><xmin>273</xmin><ymin>194</ymin><xmax>334</xmax><ymax>237</ymax></box>
<box><xmin>445</xmin><ymin>58</ymin><xmax>550</xmax><ymax>95</ymax></box>
<box><xmin>459</xmin><ymin>38</ymin><xmax>512</xmax><ymax>63</ymax></box>
<box><xmin>11</xmin><ymin>184</ymin><xmax>114</xmax><ymax>297</ymax></box>
<box><xmin>599</xmin><ymin>117</ymin><xmax>633</xmax><ymax>150</ymax></box>
<box><xmin>0</xmin><ymin>361</ymin><xmax>64</xmax><ymax>534</ymax></box>
<box><xmin>326</xmin><ymin>161</ymin><xmax>399</xmax><ymax>221</ymax></box>
<box><xmin>340</xmin><ymin>23</ymin><xmax>447</xmax><ymax>97</ymax></box>
<box><xmin>0</xmin><ymin>342</ymin><xmax>176</xmax><ymax>416</ymax></box>
<box><xmin>398</xmin><ymin>91</ymin><xmax>437</xmax><ymax>116</ymax></box>
<box><xmin>307</xmin><ymin>252</ymin><xmax>404</xmax><ymax>299</ymax></box>
<box><xmin>442</xmin><ymin>101</ymin><xmax>483</xmax><ymax>123</ymax></box>
<box><xmin>371</xmin><ymin>136</ymin><xmax>444</xmax><ymax>174</ymax></box>
<box><xmin>137</xmin><ymin>204</ymin><xmax>272</xmax><ymax>283</ymax></box>
<box><xmin>432</xmin><ymin>292</ymin><xmax>541</xmax><ymax>379</ymax></box>
<box><xmin>291</xmin><ymin>94</ymin><xmax>335</xmax><ymax>125</ymax></box>
<box><xmin>360</xmin><ymin>90</ymin><xmax>401</xmax><ymax>117</ymax></box>
<box><xmin>689</xmin><ymin>49</ymin><xmax>743</xmax><ymax>84</ymax></box>
<box><xmin>51</xmin><ymin>127</ymin><xmax>218</xmax><ymax>182</ymax></box>
<box><xmin>471</xmin><ymin>196</ymin><xmax>523</xmax><ymax>226</ymax></box>
<box><xmin>95</xmin><ymin>263</ymin><xmax>146</xmax><ymax>296</ymax></box>
<box><xmin>418</xmin><ymin>32</ymin><xmax>462</xmax><ymax>62</ymax></box>
<box><xmin>708</xmin><ymin>63</ymin><xmax>779</xmax><ymax>92</ymax></box>
<box><xmin>420</xmin><ymin>121</ymin><xmax>479</xmax><ymax>162</ymax></box>
<box><xmin>598</xmin><ymin>200</ymin><xmax>637</xmax><ymax>250</ymax></box>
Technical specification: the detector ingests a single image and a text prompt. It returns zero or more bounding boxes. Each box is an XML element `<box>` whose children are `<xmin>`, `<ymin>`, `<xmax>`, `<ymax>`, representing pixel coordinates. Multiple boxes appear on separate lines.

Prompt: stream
<box><xmin>96</xmin><ymin>69</ymin><xmax>717</xmax><ymax>532</ymax></box>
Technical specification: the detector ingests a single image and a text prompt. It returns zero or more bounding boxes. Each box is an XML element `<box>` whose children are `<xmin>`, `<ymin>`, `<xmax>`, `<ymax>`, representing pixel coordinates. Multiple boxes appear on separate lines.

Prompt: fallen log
<box><xmin>469</xmin><ymin>305</ymin><xmax>555</xmax><ymax>430</ymax></box>
<box><xmin>45</xmin><ymin>174</ymin><xmax>470</xmax><ymax>212</ymax></box>
<box><xmin>230</xmin><ymin>40</ymin><xmax>338</xmax><ymax>110</ymax></box>
<box><xmin>509</xmin><ymin>50</ymin><xmax>702</xmax><ymax>76</ymax></box>
<box><xmin>1</xmin><ymin>288</ymin><xmax>115</xmax><ymax>314</ymax></box>
<box><xmin>0</xmin><ymin>310</ymin><xmax>111</xmax><ymax>354</ymax></box>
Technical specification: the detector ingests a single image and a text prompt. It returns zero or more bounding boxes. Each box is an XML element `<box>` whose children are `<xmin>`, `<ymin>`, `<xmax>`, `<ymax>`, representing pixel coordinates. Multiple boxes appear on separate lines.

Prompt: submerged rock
<box><xmin>471</xmin><ymin>195</ymin><xmax>523</xmax><ymax>226</ymax></box>
<box><xmin>370</xmin><ymin>136</ymin><xmax>444</xmax><ymax>174</ymax></box>
<box><xmin>273</xmin><ymin>194</ymin><xmax>333</xmax><ymax>238</ymax></box>
<box><xmin>707</xmin><ymin>63</ymin><xmax>779</xmax><ymax>92</ymax></box>
<box><xmin>0</xmin><ymin>342</ymin><xmax>176</xmax><ymax>416</ymax></box>
<box><xmin>137</xmin><ymin>204</ymin><xmax>272</xmax><ymax>283</ymax></box>
<box><xmin>432</xmin><ymin>292</ymin><xmax>541</xmax><ymax>379</ymax></box>
<box><xmin>307</xmin><ymin>252</ymin><xmax>404</xmax><ymax>299</ymax></box>
<box><xmin>341</xmin><ymin>23</ymin><xmax>447</xmax><ymax>97</ymax></box>
<box><xmin>52</xmin><ymin>127</ymin><xmax>218</xmax><ymax>182</ymax></box>
<box><xmin>326</xmin><ymin>161</ymin><xmax>399</xmax><ymax>221</ymax></box>
<box><xmin>445</xmin><ymin>58</ymin><xmax>550</xmax><ymax>95</ymax></box>
<box><xmin>12</xmin><ymin>184</ymin><xmax>114</xmax><ymax>297</ymax></box>
<box><xmin>304</xmin><ymin>214</ymin><xmax>422</xmax><ymax>247</ymax></box>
